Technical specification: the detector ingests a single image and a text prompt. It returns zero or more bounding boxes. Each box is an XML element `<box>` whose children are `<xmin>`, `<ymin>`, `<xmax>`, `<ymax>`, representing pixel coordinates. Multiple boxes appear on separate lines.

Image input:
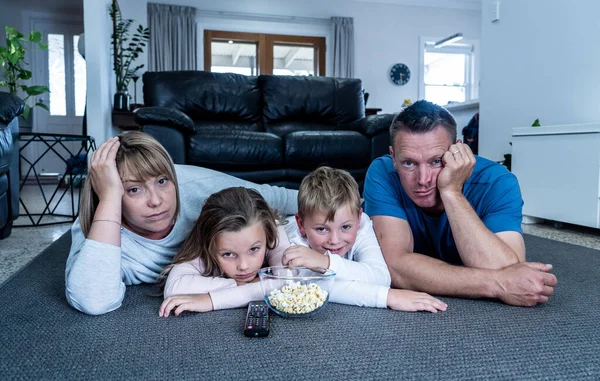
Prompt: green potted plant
<box><xmin>0</xmin><ymin>26</ymin><xmax>50</xmax><ymax>120</ymax></box>
<box><xmin>109</xmin><ymin>2</ymin><xmax>150</xmax><ymax>111</ymax></box>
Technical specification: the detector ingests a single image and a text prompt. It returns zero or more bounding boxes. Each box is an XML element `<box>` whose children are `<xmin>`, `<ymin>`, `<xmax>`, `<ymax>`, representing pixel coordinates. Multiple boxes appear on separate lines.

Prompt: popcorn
<box><xmin>267</xmin><ymin>282</ymin><xmax>328</xmax><ymax>314</ymax></box>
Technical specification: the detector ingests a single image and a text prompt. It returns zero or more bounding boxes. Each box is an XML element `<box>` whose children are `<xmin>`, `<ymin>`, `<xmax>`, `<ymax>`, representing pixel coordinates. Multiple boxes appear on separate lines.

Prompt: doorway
<box><xmin>29</xmin><ymin>17</ymin><xmax>86</xmax><ymax>175</ymax></box>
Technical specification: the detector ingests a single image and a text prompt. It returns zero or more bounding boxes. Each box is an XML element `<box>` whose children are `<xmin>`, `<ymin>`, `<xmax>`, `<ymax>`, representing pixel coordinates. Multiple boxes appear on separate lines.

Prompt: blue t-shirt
<box><xmin>363</xmin><ymin>155</ymin><xmax>523</xmax><ymax>265</ymax></box>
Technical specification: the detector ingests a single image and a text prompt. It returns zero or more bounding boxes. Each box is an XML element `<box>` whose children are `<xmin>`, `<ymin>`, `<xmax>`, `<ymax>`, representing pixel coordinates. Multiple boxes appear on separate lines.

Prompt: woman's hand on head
<box><xmin>386</xmin><ymin>289</ymin><xmax>448</xmax><ymax>313</ymax></box>
<box><xmin>159</xmin><ymin>293</ymin><xmax>214</xmax><ymax>317</ymax></box>
<box><xmin>89</xmin><ymin>137</ymin><xmax>124</xmax><ymax>203</ymax></box>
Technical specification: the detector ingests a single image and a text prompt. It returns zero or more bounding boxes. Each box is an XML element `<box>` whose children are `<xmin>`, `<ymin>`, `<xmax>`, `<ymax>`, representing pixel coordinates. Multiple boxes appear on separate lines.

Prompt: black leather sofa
<box><xmin>0</xmin><ymin>92</ymin><xmax>24</xmax><ymax>239</ymax></box>
<box><xmin>135</xmin><ymin>71</ymin><xmax>394</xmax><ymax>189</ymax></box>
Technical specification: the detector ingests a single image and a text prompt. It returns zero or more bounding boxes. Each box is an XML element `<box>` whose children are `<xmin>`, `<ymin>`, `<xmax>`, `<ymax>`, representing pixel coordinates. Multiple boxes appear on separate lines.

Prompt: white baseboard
<box><xmin>522</xmin><ymin>215</ymin><xmax>544</xmax><ymax>225</ymax></box>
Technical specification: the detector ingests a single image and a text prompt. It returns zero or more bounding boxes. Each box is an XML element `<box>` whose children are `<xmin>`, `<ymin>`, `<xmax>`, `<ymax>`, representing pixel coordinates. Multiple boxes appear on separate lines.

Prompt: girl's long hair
<box><xmin>159</xmin><ymin>187</ymin><xmax>278</xmax><ymax>291</ymax></box>
<box><xmin>78</xmin><ymin>131</ymin><xmax>180</xmax><ymax>236</ymax></box>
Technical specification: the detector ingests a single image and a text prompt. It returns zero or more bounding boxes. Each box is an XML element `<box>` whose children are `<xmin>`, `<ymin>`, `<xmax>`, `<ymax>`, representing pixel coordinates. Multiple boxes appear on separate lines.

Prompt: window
<box><xmin>420</xmin><ymin>39</ymin><xmax>478</xmax><ymax>106</ymax></box>
<box><xmin>45</xmin><ymin>31</ymin><xmax>86</xmax><ymax>117</ymax></box>
<box><xmin>204</xmin><ymin>30</ymin><xmax>325</xmax><ymax>76</ymax></box>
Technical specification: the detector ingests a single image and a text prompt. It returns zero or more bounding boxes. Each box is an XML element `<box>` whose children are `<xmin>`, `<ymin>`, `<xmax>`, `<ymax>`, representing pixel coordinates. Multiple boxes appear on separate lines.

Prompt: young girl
<box><xmin>159</xmin><ymin>186</ymin><xmax>286</xmax><ymax>317</ymax></box>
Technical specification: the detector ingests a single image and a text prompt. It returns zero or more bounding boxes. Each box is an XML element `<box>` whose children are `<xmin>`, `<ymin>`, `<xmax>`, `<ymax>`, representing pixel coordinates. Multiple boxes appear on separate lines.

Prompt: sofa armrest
<box><xmin>134</xmin><ymin>106</ymin><xmax>195</xmax><ymax>135</ymax></box>
<box><xmin>0</xmin><ymin>93</ymin><xmax>25</xmax><ymax>125</ymax></box>
<box><xmin>359</xmin><ymin>113</ymin><xmax>396</xmax><ymax>137</ymax></box>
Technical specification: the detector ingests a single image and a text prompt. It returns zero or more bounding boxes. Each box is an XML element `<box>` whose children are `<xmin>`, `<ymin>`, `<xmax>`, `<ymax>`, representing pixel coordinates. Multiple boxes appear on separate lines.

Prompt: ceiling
<box><xmin>16</xmin><ymin>0</ymin><xmax>480</xmax><ymax>14</ymax></box>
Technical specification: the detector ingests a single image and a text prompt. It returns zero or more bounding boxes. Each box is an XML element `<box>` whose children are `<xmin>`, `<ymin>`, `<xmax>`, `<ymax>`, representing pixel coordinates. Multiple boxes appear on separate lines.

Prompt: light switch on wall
<box><xmin>492</xmin><ymin>1</ymin><xmax>500</xmax><ymax>22</ymax></box>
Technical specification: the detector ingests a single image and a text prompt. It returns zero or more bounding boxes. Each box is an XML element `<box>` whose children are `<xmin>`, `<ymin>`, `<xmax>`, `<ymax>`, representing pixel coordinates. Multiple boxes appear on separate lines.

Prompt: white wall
<box><xmin>479</xmin><ymin>0</ymin><xmax>600</xmax><ymax>161</ymax></box>
<box><xmin>83</xmin><ymin>0</ymin><xmax>115</xmax><ymax>145</ymax></box>
<box><xmin>0</xmin><ymin>0</ymin><xmax>82</xmax><ymax>34</ymax></box>
<box><xmin>88</xmin><ymin>0</ymin><xmax>481</xmax><ymax>141</ymax></box>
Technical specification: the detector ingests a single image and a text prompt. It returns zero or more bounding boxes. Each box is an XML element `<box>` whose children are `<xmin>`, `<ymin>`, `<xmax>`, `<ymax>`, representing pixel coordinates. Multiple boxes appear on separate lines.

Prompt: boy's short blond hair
<box><xmin>298</xmin><ymin>166</ymin><xmax>362</xmax><ymax>221</ymax></box>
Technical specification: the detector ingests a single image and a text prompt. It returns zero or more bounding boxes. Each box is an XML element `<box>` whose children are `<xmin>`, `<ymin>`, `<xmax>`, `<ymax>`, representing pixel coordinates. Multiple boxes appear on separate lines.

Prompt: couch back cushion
<box><xmin>143</xmin><ymin>71</ymin><xmax>262</xmax><ymax>126</ymax></box>
<box><xmin>260</xmin><ymin>75</ymin><xmax>365</xmax><ymax>129</ymax></box>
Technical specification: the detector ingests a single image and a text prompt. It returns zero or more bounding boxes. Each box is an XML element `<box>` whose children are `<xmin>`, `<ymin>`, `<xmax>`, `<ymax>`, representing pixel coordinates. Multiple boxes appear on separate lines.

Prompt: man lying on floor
<box><xmin>363</xmin><ymin>100</ymin><xmax>557</xmax><ymax>307</ymax></box>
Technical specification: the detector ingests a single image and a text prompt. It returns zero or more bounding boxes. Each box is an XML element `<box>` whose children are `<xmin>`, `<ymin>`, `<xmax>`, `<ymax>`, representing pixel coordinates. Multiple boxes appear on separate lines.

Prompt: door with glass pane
<box><xmin>31</xmin><ymin>20</ymin><xmax>86</xmax><ymax>175</ymax></box>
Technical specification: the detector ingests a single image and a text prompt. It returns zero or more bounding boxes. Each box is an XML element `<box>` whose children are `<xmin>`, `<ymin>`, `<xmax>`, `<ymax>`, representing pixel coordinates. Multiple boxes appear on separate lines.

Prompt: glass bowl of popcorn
<box><xmin>258</xmin><ymin>266</ymin><xmax>336</xmax><ymax>318</ymax></box>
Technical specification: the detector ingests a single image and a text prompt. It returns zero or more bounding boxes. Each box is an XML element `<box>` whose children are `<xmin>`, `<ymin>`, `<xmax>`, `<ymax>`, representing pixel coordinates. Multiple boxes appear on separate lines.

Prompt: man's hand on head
<box><xmin>493</xmin><ymin>262</ymin><xmax>557</xmax><ymax>306</ymax></box>
<box><xmin>437</xmin><ymin>140</ymin><xmax>476</xmax><ymax>197</ymax></box>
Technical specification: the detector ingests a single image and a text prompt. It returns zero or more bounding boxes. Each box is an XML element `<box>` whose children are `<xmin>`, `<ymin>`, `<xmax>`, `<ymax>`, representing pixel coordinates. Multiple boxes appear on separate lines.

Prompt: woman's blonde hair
<box><xmin>161</xmin><ymin>187</ymin><xmax>278</xmax><ymax>286</ymax></box>
<box><xmin>297</xmin><ymin>166</ymin><xmax>362</xmax><ymax>221</ymax></box>
<box><xmin>78</xmin><ymin>131</ymin><xmax>180</xmax><ymax>236</ymax></box>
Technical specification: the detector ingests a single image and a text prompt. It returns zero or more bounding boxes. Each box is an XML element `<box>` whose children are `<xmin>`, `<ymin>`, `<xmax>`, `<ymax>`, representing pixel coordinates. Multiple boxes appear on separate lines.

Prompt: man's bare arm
<box><xmin>372</xmin><ymin>215</ymin><xmax>556</xmax><ymax>306</ymax></box>
<box><xmin>441</xmin><ymin>191</ymin><xmax>524</xmax><ymax>269</ymax></box>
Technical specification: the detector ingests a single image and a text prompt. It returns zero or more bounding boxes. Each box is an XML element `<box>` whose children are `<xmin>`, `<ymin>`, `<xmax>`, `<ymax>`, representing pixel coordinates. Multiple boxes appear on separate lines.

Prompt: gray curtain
<box><xmin>148</xmin><ymin>3</ymin><xmax>197</xmax><ymax>71</ymax></box>
<box><xmin>331</xmin><ymin>17</ymin><xmax>354</xmax><ymax>78</ymax></box>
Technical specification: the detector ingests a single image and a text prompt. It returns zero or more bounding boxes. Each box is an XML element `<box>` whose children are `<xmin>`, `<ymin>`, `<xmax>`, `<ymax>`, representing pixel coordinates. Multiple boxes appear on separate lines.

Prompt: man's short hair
<box><xmin>298</xmin><ymin>166</ymin><xmax>361</xmax><ymax>221</ymax></box>
<box><xmin>390</xmin><ymin>100</ymin><xmax>457</xmax><ymax>146</ymax></box>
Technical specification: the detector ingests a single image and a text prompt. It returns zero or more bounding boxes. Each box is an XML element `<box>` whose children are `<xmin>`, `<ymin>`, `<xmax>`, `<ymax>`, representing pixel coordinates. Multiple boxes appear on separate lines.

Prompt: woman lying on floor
<box><xmin>65</xmin><ymin>132</ymin><xmax>298</xmax><ymax>315</ymax></box>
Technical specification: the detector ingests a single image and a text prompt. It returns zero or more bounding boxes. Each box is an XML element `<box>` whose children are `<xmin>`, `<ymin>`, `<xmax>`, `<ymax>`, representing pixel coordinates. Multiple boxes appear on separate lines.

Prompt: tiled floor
<box><xmin>0</xmin><ymin>183</ymin><xmax>78</xmax><ymax>285</ymax></box>
<box><xmin>1</xmin><ymin>184</ymin><xmax>599</xmax><ymax>285</ymax></box>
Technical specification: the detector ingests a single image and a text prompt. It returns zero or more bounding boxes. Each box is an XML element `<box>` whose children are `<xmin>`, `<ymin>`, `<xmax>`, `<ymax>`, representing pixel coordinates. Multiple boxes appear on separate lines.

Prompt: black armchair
<box><xmin>0</xmin><ymin>92</ymin><xmax>24</xmax><ymax>239</ymax></box>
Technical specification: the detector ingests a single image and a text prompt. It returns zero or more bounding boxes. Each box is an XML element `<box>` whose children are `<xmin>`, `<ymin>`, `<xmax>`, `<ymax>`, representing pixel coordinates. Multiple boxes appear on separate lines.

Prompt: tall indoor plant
<box><xmin>0</xmin><ymin>26</ymin><xmax>50</xmax><ymax>120</ymax></box>
<box><xmin>109</xmin><ymin>2</ymin><xmax>150</xmax><ymax>110</ymax></box>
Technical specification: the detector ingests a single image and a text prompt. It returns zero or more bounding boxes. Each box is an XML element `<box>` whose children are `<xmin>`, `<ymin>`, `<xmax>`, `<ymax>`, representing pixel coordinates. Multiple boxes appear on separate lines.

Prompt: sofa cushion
<box><xmin>264</xmin><ymin>121</ymin><xmax>364</xmax><ymax>138</ymax></box>
<box><xmin>285</xmin><ymin>131</ymin><xmax>370</xmax><ymax>169</ymax></box>
<box><xmin>194</xmin><ymin>121</ymin><xmax>263</xmax><ymax>133</ymax></box>
<box><xmin>188</xmin><ymin>130</ymin><xmax>283</xmax><ymax>171</ymax></box>
<box><xmin>143</xmin><ymin>71</ymin><xmax>262</xmax><ymax>123</ymax></box>
<box><xmin>261</xmin><ymin>75</ymin><xmax>365</xmax><ymax>127</ymax></box>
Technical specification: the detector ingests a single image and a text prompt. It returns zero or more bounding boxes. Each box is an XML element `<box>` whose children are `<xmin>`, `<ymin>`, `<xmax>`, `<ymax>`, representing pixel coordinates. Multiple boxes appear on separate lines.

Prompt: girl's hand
<box><xmin>89</xmin><ymin>137</ymin><xmax>124</xmax><ymax>203</ymax></box>
<box><xmin>386</xmin><ymin>289</ymin><xmax>448</xmax><ymax>313</ymax></box>
<box><xmin>282</xmin><ymin>245</ymin><xmax>330</xmax><ymax>271</ymax></box>
<box><xmin>159</xmin><ymin>294</ymin><xmax>214</xmax><ymax>317</ymax></box>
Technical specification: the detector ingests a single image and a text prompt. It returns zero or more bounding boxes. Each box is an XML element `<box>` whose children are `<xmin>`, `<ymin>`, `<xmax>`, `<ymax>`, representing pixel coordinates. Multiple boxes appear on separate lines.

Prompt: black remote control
<box><xmin>244</xmin><ymin>300</ymin><xmax>270</xmax><ymax>337</ymax></box>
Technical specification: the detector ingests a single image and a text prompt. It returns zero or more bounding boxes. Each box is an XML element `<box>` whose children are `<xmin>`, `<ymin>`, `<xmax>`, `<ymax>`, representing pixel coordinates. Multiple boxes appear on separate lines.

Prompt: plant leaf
<box><xmin>29</xmin><ymin>30</ymin><xmax>42</xmax><ymax>43</ymax></box>
<box><xmin>35</xmin><ymin>102</ymin><xmax>50</xmax><ymax>112</ymax></box>
<box><xmin>22</xmin><ymin>104</ymin><xmax>31</xmax><ymax>120</ymax></box>
<box><xmin>26</xmin><ymin>85</ymin><xmax>49</xmax><ymax>96</ymax></box>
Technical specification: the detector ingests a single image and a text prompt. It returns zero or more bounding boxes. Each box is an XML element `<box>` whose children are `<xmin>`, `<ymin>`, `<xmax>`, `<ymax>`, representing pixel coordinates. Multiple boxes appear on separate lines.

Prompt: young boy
<box><xmin>281</xmin><ymin>166</ymin><xmax>447</xmax><ymax>312</ymax></box>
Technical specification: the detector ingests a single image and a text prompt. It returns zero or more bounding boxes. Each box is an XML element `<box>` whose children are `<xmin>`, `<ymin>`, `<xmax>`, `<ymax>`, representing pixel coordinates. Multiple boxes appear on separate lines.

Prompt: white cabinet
<box><xmin>512</xmin><ymin>124</ymin><xmax>600</xmax><ymax>228</ymax></box>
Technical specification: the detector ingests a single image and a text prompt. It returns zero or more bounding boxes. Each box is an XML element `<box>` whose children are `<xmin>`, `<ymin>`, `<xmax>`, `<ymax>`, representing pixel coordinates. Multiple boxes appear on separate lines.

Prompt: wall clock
<box><xmin>389</xmin><ymin>63</ymin><xmax>411</xmax><ymax>86</ymax></box>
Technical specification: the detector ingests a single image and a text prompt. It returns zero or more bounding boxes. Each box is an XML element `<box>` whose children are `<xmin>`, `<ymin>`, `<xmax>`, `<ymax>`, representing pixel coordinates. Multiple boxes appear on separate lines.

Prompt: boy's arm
<box><xmin>329</xmin><ymin>280</ymin><xmax>389</xmax><ymax>308</ymax></box>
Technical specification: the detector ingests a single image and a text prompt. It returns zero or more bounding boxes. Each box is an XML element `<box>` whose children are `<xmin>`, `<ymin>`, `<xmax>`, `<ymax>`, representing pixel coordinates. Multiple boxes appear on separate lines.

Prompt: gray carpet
<box><xmin>1</xmin><ymin>233</ymin><xmax>599</xmax><ymax>380</ymax></box>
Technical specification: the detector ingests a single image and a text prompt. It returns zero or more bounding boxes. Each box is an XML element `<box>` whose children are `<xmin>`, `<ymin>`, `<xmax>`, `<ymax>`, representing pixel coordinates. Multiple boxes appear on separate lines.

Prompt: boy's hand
<box><xmin>282</xmin><ymin>245</ymin><xmax>330</xmax><ymax>271</ymax></box>
<box><xmin>159</xmin><ymin>293</ymin><xmax>214</xmax><ymax>317</ymax></box>
<box><xmin>386</xmin><ymin>289</ymin><xmax>448</xmax><ymax>313</ymax></box>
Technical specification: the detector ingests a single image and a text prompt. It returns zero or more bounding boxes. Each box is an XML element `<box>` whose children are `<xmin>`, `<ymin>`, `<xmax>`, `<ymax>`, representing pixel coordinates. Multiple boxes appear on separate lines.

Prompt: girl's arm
<box><xmin>160</xmin><ymin>226</ymin><xmax>290</xmax><ymax>316</ymax></box>
<box><xmin>65</xmin><ymin>220</ymin><xmax>126</xmax><ymax>315</ymax></box>
<box><xmin>161</xmin><ymin>259</ymin><xmax>263</xmax><ymax>315</ymax></box>
<box><xmin>327</xmin><ymin>216</ymin><xmax>391</xmax><ymax>286</ymax></box>
<box><xmin>163</xmin><ymin>259</ymin><xmax>238</xmax><ymax>297</ymax></box>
